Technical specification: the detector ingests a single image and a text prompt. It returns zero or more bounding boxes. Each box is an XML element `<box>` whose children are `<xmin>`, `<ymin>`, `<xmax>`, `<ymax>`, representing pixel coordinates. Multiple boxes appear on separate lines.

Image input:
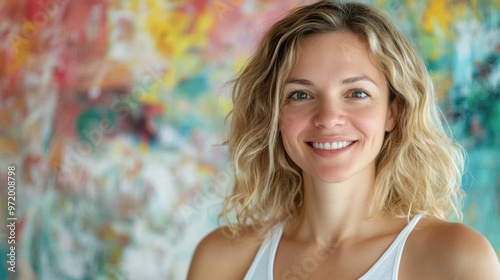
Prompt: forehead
<box><xmin>288</xmin><ymin>31</ymin><xmax>386</xmax><ymax>87</ymax></box>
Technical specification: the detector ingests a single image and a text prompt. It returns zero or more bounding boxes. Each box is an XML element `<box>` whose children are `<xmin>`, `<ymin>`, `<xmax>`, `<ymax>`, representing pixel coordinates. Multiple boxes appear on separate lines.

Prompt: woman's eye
<box><xmin>347</xmin><ymin>90</ymin><xmax>368</xmax><ymax>98</ymax></box>
<box><xmin>289</xmin><ymin>91</ymin><xmax>311</xmax><ymax>100</ymax></box>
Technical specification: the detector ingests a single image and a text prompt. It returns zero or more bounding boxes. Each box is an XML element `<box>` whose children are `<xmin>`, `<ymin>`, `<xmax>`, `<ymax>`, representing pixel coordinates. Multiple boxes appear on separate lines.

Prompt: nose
<box><xmin>313</xmin><ymin>100</ymin><xmax>345</xmax><ymax>129</ymax></box>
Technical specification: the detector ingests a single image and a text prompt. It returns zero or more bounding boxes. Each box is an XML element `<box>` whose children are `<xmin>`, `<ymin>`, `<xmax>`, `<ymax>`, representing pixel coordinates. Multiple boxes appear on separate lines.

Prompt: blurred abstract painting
<box><xmin>0</xmin><ymin>0</ymin><xmax>498</xmax><ymax>279</ymax></box>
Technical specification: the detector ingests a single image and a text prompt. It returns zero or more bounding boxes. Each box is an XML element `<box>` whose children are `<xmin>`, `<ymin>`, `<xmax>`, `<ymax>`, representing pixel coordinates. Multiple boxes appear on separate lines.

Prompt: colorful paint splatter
<box><xmin>0</xmin><ymin>0</ymin><xmax>498</xmax><ymax>279</ymax></box>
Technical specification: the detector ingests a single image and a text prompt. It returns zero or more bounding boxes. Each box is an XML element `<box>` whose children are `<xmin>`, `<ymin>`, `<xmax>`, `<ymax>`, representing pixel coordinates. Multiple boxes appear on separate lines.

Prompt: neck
<box><xmin>291</xmin><ymin>165</ymin><xmax>385</xmax><ymax>245</ymax></box>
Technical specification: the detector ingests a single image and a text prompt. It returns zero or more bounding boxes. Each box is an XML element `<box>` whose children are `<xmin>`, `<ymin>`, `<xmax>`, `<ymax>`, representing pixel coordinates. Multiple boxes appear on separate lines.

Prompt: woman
<box><xmin>188</xmin><ymin>1</ymin><xmax>500</xmax><ymax>279</ymax></box>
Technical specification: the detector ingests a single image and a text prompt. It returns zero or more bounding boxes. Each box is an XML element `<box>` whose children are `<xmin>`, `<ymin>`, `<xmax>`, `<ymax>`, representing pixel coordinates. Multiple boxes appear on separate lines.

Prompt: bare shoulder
<box><xmin>404</xmin><ymin>217</ymin><xmax>500</xmax><ymax>279</ymax></box>
<box><xmin>187</xmin><ymin>226</ymin><xmax>262</xmax><ymax>280</ymax></box>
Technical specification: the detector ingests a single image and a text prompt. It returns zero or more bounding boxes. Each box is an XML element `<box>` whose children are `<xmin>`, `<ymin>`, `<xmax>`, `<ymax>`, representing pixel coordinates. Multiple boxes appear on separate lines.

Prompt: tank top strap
<box><xmin>391</xmin><ymin>214</ymin><xmax>423</xmax><ymax>277</ymax></box>
<box><xmin>360</xmin><ymin>213</ymin><xmax>424</xmax><ymax>280</ymax></box>
<box><xmin>243</xmin><ymin>224</ymin><xmax>284</xmax><ymax>280</ymax></box>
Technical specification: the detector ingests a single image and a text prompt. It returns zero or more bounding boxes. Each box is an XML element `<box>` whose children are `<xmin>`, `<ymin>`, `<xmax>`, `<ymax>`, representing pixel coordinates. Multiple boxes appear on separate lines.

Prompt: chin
<box><xmin>312</xmin><ymin>170</ymin><xmax>354</xmax><ymax>184</ymax></box>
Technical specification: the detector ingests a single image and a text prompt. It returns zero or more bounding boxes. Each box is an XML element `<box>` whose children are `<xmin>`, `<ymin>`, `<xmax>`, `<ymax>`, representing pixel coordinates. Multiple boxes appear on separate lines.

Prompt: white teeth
<box><xmin>312</xmin><ymin>141</ymin><xmax>353</xmax><ymax>150</ymax></box>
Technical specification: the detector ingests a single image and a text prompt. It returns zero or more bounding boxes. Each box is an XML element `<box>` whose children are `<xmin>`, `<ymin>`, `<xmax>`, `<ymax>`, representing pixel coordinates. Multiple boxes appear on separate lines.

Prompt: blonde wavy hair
<box><xmin>222</xmin><ymin>0</ymin><xmax>465</xmax><ymax>237</ymax></box>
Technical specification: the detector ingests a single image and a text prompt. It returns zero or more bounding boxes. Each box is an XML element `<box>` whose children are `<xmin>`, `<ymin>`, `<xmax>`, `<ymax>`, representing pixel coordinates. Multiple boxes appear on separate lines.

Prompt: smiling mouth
<box><xmin>309</xmin><ymin>141</ymin><xmax>355</xmax><ymax>150</ymax></box>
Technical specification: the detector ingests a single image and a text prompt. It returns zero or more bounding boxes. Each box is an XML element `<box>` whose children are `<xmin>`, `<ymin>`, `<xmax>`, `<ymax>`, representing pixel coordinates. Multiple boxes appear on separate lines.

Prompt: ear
<box><xmin>385</xmin><ymin>99</ymin><xmax>399</xmax><ymax>132</ymax></box>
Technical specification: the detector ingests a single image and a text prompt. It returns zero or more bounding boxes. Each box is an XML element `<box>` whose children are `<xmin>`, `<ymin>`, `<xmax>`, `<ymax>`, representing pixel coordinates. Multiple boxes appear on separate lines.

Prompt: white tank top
<box><xmin>244</xmin><ymin>214</ymin><xmax>423</xmax><ymax>280</ymax></box>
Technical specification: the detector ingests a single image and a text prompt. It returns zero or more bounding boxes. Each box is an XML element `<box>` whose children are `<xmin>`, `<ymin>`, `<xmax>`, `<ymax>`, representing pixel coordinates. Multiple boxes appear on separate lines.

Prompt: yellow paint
<box><xmin>197</xmin><ymin>164</ymin><xmax>213</xmax><ymax>175</ymax></box>
<box><xmin>130</xmin><ymin>0</ymin><xmax>141</xmax><ymax>12</ymax></box>
<box><xmin>146</xmin><ymin>2</ymin><xmax>215</xmax><ymax>84</ymax></box>
<box><xmin>454</xmin><ymin>1</ymin><xmax>472</xmax><ymax>20</ymax></box>
<box><xmin>422</xmin><ymin>0</ymin><xmax>454</xmax><ymax>37</ymax></box>
<box><xmin>7</xmin><ymin>34</ymin><xmax>32</xmax><ymax>73</ymax></box>
<box><xmin>144</xmin><ymin>1</ymin><xmax>215</xmax><ymax>86</ymax></box>
<box><xmin>218</xmin><ymin>96</ymin><xmax>233</xmax><ymax>115</ymax></box>
<box><xmin>138</xmin><ymin>81</ymin><xmax>161</xmax><ymax>104</ymax></box>
<box><xmin>165</xmin><ymin>54</ymin><xmax>201</xmax><ymax>87</ymax></box>
<box><xmin>233</xmin><ymin>57</ymin><xmax>248</xmax><ymax>73</ymax></box>
<box><xmin>140</xmin><ymin>139</ymin><xmax>148</xmax><ymax>152</ymax></box>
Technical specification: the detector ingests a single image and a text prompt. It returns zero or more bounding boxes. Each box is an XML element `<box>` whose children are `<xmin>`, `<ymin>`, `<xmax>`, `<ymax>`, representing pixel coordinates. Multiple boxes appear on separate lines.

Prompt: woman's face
<box><xmin>279</xmin><ymin>31</ymin><xmax>397</xmax><ymax>184</ymax></box>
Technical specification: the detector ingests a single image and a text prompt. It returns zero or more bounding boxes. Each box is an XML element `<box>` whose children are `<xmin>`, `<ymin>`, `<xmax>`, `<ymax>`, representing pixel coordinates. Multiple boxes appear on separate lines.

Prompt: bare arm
<box><xmin>428</xmin><ymin>223</ymin><xmax>500</xmax><ymax>279</ymax></box>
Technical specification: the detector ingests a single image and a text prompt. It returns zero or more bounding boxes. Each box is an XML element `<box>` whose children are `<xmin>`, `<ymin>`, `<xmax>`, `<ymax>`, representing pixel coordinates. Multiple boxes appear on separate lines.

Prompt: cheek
<box><xmin>279</xmin><ymin>111</ymin><xmax>307</xmax><ymax>133</ymax></box>
<box><xmin>279</xmin><ymin>116</ymin><xmax>294</xmax><ymax>143</ymax></box>
<box><xmin>279</xmin><ymin>113</ymin><xmax>304</xmax><ymax>148</ymax></box>
<box><xmin>279</xmin><ymin>115</ymin><xmax>304</xmax><ymax>166</ymax></box>
<box><xmin>353</xmin><ymin>108</ymin><xmax>388</xmax><ymax>137</ymax></box>
<box><xmin>279</xmin><ymin>112</ymin><xmax>294</xmax><ymax>133</ymax></box>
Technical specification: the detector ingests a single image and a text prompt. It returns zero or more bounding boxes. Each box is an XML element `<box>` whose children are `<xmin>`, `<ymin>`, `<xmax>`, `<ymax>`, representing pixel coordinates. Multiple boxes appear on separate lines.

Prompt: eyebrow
<box><xmin>286</xmin><ymin>75</ymin><xmax>378</xmax><ymax>87</ymax></box>
<box><xmin>341</xmin><ymin>76</ymin><xmax>378</xmax><ymax>86</ymax></box>
<box><xmin>285</xmin><ymin>78</ymin><xmax>313</xmax><ymax>86</ymax></box>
